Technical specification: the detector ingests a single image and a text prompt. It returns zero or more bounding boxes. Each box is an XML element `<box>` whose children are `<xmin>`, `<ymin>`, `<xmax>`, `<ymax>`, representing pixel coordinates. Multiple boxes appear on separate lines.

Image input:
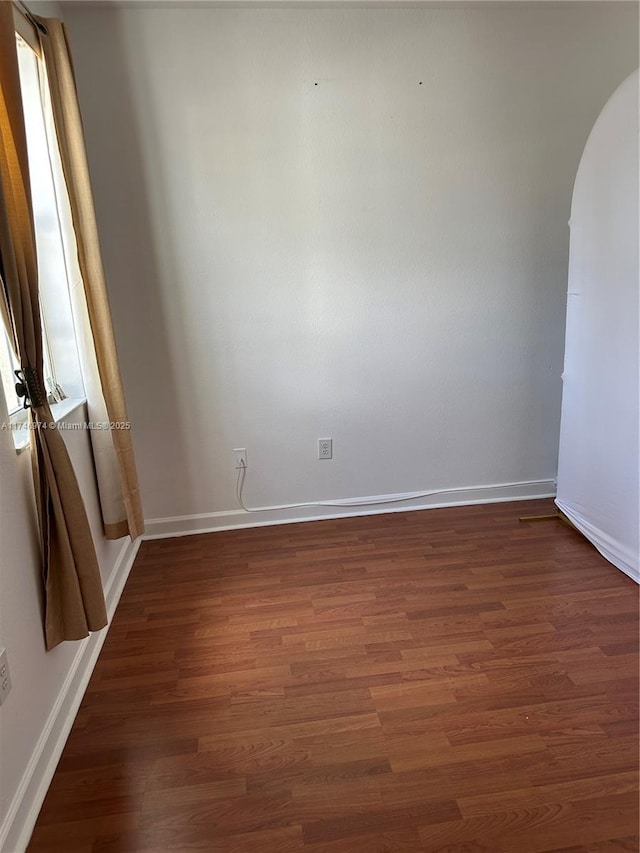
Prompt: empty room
<box><xmin>0</xmin><ymin>0</ymin><xmax>638</xmax><ymax>850</ymax></box>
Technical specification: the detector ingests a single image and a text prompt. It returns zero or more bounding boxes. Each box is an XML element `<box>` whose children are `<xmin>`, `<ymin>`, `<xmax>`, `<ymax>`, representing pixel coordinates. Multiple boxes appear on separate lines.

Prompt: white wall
<box><xmin>61</xmin><ymin>3</ymin><xmax>639</xmax><ymax>532</ymax></box>
<box><xmin>556</xmin><ymin>69</ymin><xmax>639</xmax><ymax>581</ymax></box>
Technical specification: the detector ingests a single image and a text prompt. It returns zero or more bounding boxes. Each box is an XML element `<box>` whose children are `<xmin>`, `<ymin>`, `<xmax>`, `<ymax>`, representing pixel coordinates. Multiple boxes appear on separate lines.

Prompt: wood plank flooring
<box><xmin>27</xmin><ymin>499</ymin><xmax>639</xmax><ymax>852</ymax></box>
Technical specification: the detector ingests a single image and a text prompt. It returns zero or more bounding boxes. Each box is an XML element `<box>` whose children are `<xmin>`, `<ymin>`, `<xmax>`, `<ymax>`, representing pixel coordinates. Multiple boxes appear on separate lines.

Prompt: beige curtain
<box><xmin>0</xmin><ymin>3</ymin><xmax>107</xmax><ymax>649</ymax></box>
<box><xmin>34</xmin><ymin>15</ymin><xmax>144</xmax><ymax>541</ymax></box>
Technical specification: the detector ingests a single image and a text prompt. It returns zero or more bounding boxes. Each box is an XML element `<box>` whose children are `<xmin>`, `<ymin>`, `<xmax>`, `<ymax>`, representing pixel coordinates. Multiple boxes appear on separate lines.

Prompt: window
<box><xmin>1</xmin><ymin>25</ymin><xmax>84</xmax><ymax>446</ymax></box>
<box><xmin>0</xmin><ymin>324</ymin><xmax>21</xmax><ymax>416</ymax></box>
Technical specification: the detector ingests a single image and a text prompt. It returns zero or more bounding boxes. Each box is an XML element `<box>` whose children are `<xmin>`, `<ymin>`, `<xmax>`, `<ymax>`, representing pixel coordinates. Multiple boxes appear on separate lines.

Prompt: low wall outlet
<box><xmin>318</xmin><ymin>438</ymin><xmax>333</xmax><ymax>459</ymax></box>
<box><xmin>0</xmin><ymin>648</ymin><xmax>12</xmax><ymax>705</ymax></box>
<box><xmin>233</xmin><ymin>448</ymin><xmax>248</xmax><ymax>469</ymax></box>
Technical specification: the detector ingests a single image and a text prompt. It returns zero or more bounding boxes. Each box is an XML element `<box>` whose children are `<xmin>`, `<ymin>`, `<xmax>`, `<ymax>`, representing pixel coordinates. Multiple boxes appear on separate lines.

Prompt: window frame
<box><xmin>12</xmin><ymin>4</ymin><xmax>40</xmax><ymax>56</ymax></box>
<box><xmin>1</xmin><ymin>10</ymin><xmax>86</xmax><ymax>450</ymax></box>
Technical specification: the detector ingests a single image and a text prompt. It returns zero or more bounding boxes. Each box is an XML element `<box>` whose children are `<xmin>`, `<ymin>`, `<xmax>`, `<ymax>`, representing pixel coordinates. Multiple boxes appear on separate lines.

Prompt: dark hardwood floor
<box><xmin>27</xmin><ymin>499</ymin><xmax>639</xmax><ymax>852</ymax></box>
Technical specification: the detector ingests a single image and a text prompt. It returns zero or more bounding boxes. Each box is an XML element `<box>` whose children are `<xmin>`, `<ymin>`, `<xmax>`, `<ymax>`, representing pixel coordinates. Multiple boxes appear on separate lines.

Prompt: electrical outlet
<box><xmin>0</xmin><ymin>648</ymin><xmax>12</xmax><ymax>705</ymax></box>
<box><xmin>233</xmin><ymin>448</ymin><xmax>248</xmax><ymax>469</ymax></box>
<box><xmin>318</xmin><ymin>438</ymin><xmax>333</xmax><ymax>460</ymax></box>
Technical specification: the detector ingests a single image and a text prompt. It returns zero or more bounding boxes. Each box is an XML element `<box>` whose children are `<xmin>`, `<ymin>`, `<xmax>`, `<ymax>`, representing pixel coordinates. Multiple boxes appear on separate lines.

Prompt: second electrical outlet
<box><xmin>318</xmin><ymin>438</ymin><xmax>333</xmax><ymax>459</ymax></box>
<box><xmin>233</xmin><ymin>448</ymin><xmax>248</xmax><ymax>469</ymax></box>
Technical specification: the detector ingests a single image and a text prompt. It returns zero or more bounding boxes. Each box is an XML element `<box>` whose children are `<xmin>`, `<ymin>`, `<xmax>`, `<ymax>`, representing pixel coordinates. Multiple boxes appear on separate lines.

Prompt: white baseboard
<box><xmin>0</xmin><ymin>536</ymin><xmax>141</xmax><ymax>853</ymax></box>
<box><xmin>144</xmin><ymin>479</ymin><xmax>556</xmax><ymax>540</ymax></box>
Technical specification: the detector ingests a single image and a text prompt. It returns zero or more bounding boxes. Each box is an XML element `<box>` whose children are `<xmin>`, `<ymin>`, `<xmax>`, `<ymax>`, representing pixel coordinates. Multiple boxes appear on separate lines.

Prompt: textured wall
<box><xmin>63</xmin><ymin>2</ymin><xmax>639</xmax><ymax>522</ymax></box>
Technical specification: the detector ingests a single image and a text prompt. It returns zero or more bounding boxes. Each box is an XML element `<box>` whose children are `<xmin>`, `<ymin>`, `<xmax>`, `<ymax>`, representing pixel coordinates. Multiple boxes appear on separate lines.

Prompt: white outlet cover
<box><xmin>0</xmin><ymin>648</ymin><xmax>11</xmax><ymax>705</ymax></box>
<box><xmin>318</xmin><ymin>438</ymin><xmax>333</xmax><ymax>459</ymax></box>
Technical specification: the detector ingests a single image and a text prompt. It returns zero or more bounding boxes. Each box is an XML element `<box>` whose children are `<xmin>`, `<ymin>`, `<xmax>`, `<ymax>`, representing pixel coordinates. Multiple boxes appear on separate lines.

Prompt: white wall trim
<box><xmin>0</xmin><ymin>535</ymin><xmax>141</xmax><ymax>853</ymax></box>
<box><xmin>144</xmin><ymin>479</ymin><xmax>556</xmax><ymax>539</ymax></box>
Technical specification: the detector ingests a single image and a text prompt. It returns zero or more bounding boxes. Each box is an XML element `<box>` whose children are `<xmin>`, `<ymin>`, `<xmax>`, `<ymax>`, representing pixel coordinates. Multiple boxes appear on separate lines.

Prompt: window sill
<box><xmin>13</xmin><ymin>397</ymin><xmax>87</xmax><ymax>454</ymax></box>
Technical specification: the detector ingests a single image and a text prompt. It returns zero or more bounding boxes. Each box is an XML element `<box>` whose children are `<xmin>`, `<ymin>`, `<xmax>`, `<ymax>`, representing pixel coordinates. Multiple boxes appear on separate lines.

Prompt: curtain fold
<box><xmin>0</xmin><ymin>3</ymin><xmax>107</xmax><ymax>649</ymax></box>
<box><xmin>34</xmin><ymin>15</ymin><xmax>144</xmax><ymax>541</ymax></box>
